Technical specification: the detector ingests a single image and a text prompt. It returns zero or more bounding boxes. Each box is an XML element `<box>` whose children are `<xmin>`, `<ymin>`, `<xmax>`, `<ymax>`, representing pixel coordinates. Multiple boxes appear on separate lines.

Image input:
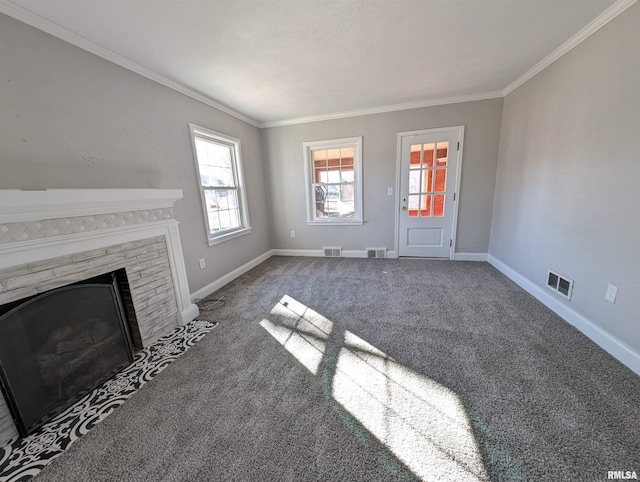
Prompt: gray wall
<box><xmin>262</xmin><ymin>99</ymin><xmax>503</xmax><ymax>254</ymax></box>
<box><xmin>0</xmin><ymin>14</ymin><xmax>270</xmax><ymax>294</ymax></box>
<box><xmin>490</xmin><ymin>3</ymin><xmax>640</xmax><ymax>353</ymax></box>
<box><xmin>5</xmin><ymin>1</ymin><xmax>637</xmax><ymax>367</ymax></box>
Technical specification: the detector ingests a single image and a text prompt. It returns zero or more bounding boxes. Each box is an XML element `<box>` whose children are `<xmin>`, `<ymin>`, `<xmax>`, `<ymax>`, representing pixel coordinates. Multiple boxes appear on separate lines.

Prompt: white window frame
<box><xmin>189</xmin><ymin>123</ymin><xmax>251</xmax><ymax>246</ymax></box>
<box><xmin>303</xmin><ymin>136</ymin><xmax>363</xmax><ymax>225</ymax></box>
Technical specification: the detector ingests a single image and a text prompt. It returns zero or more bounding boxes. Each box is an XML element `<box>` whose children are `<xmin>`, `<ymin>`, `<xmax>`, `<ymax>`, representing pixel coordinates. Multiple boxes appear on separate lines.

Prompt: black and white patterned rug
<box><xmin>0</xmin><ymin>320</ymin><xmax>216</xmax><ymax>482</ymax></box>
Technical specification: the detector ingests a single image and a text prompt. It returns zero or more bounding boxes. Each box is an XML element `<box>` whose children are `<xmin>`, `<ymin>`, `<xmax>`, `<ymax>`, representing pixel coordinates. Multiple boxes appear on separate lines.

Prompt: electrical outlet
<box><xmin>199</xmin><ymin>258</ymin><xmax>206</xmax><ymax>269</ymax></box>
<box><xmin>605</xmin><ymin>283</ymin><xmax>618</xmax><ymax>303</ymax></box>
<box><xmin>290</xmin><ymin>230</ymin><xmax>296</xmax><ymax>238</ymax></box>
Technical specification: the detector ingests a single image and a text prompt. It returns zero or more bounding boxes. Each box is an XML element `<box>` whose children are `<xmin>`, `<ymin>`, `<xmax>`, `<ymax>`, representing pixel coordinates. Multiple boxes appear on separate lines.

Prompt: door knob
<box><xmin>402</xmin><ymin>206</ymin><xmax>407</xmax><ymax>211</ymax></box>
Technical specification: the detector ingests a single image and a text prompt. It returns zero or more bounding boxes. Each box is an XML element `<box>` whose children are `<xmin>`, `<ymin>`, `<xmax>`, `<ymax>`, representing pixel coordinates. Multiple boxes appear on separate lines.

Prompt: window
<box><xmin>189</xmin><ymin>124</ymin><xmax>251</xmax><ymax>245</ymax></box>
<box><xmin>303</xmin><ymin>136</ymin><xmax>363</xmax><ymax>225</ymax></box>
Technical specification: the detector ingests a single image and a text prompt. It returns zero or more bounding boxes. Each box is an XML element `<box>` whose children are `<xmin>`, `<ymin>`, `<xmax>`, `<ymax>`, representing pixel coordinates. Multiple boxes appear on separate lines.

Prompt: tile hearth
<box><xmin>0</xmin><ymin>320</ymin><xmax>216</xmax><ymax>482</ymax></box>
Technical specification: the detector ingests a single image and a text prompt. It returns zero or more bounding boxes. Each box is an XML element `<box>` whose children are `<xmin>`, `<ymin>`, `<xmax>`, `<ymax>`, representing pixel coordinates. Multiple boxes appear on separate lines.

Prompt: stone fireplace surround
<box><xmin>0</xmin><ymin>189</ymin><xmax>199</xmax><ymax>446</ymax></box>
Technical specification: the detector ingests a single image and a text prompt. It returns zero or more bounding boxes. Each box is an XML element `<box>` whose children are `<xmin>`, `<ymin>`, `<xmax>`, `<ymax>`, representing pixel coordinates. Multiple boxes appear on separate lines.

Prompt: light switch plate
<box><xmin>605</xmin><ymin>283</ymin><xmax>618</xmax><ymax>303</ymax></box>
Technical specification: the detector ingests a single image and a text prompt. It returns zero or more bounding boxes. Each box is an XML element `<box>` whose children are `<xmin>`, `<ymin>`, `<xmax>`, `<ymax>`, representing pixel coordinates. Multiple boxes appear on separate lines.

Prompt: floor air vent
<box><xmin>367</xmin><ymin>248</ymin><xmax>387</xmax><ymax>258</ymax></box>
<box><xmin>547</xmin><ymin>269</ymin><xmax>573</xmax><ymax>300</ymax></box>
<box><xmin>324</xmin><ymin>247</ymin><xmax>342</xmax><ymax>257</ymax></box>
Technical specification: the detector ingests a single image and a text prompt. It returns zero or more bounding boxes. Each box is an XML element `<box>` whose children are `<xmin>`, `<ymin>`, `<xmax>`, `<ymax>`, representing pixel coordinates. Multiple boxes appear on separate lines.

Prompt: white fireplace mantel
<box><xmin>0</xmin><ymin>188</ymin><xmax>199</xmax><ymax>324</ymax></box>
<box><xmin>0</xmin><ymin>188</ymin><xmax>184</xmax><ymax>224</ymax></box>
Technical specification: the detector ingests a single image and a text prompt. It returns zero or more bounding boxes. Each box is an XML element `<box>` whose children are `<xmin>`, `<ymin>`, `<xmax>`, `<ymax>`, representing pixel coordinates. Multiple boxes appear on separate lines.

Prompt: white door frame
<box><xmin>393</xmin><ymin>126</ymin><xmax>465</xmax><ymax>259</ymax></box>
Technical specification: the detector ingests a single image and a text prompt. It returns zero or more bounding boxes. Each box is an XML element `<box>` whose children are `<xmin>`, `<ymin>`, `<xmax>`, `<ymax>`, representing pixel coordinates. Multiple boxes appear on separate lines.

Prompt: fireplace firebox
<box><xmin>0</xmin><ymin>271</ymin><xmax>135</xmax><ymax>436</ymax></box>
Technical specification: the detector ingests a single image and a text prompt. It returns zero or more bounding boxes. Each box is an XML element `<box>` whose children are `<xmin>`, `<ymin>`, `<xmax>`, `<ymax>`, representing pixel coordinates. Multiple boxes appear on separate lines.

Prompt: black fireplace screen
<box><xmin>0</xmin><ymin>272</ymin><xmax>134</xmax><ymax>436</ymax></box>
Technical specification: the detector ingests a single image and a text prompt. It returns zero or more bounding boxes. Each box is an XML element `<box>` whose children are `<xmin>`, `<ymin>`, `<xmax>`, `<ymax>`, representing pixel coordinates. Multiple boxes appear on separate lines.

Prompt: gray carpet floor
<box><xmin>36</xmin><ymin>257</ymin><xmax>640</xmax><ymax>481</ymax></box>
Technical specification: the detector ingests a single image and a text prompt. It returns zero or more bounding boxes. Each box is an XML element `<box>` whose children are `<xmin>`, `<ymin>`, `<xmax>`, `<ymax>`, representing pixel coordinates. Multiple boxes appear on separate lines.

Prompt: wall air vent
<box><xmin>367</xmin><ymin>248</ymin><xmax>387</xmax><ymax>258</ymax></box>
<box><xmin>323</xmin><ymin>247</ymin><xmax>342</xmax><ymax>257</ymax></box>
<box><xmin>547</xmin><ymin>269</ymin><xmax>574</xmax><ymax>300</ymax></box>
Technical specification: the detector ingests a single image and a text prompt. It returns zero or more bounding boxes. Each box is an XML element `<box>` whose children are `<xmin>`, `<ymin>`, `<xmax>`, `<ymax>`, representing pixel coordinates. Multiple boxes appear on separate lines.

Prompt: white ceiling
<box><xmin>1</xmin><ymin>0</ymin><xmax>626</xmax><ymax>126</ymax></box>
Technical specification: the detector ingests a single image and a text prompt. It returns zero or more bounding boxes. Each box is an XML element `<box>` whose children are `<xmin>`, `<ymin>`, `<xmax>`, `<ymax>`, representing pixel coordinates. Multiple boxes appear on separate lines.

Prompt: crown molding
<box><xmin>2</xmin><ymin>0</ymin><xmax>635</xmax><ymax>129</ymax></box>
<box><xmin>0</xmin><ymin>0</ymin><xmax>260</xmax><ymax>127</ymax></box>
<box><xmin>259</xmin><ymin>91</ymin><xmax>504</xmax><ymax>128</ymax></box>
<box><xmin>503</xmin><ymin>0</ymin><xmax>637</xmax><ymax>96</ymax></box>
<box><xmin>259</xmin><ymin>0</ymin><xmax>637</xmax><ymax>128</ymax></box>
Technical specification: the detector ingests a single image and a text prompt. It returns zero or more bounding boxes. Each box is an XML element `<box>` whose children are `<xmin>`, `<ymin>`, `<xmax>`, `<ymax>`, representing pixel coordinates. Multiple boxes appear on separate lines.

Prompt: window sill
<box><xmin>207</xmin><ymin>226</ymin><xmax>252</xmax><ymax>246</ymax></box>
<box><xmin>306</xmin><ymin>220</ymin><xmax>364</xmax><ymax>226</ymax></box>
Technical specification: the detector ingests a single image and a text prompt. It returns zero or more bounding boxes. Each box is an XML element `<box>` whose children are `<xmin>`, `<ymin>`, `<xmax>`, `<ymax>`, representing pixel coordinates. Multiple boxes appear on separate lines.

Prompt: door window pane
<box><xmin>409</xmin><ymin>170</ymin><xmax>421</xmax><ymax>194</ymax></box>
<box><xmin>423</xmin><ymin>143</ymin><xmax>435</xmax><ymax>168</ymax></box>
<box><xmin>410</xmin><ymin>144</ymin><xmax>421</xmax><ymax>166</ymax></box>
<box><xmin>420</xmin><ymin>194</ymin><xmax>432</xmax><ymax>217</ymax></box>
<box><xmin>423</xmin><ymin>169</ymin><xmax>433</xmax><ymax>193</ymax></box>
<box><xmin>434</xmin><ymin>194</ymin><xmax>445</xmax><ymax>217</ymax></box>
<box><xmin>436</xmin><ymin>142</ymin><xmax>448</xmax><ymax>166</ymax></box>
<box><xmin>408</xmin><ymin>194</ymin><xmax>419</xmax><ymax>217</ymax></box>
<box><xmin>434</xmin><ymin>169</ymin><xmax>446</xmax><ymax>192</ymax></box>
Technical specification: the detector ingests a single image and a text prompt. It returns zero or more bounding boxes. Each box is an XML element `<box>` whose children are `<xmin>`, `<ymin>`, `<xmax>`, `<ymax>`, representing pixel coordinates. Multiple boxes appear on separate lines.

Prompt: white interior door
<box><xmin>398</xmin><ymin>127</ymin><xmax>463</xmax><ymax>258</ymax></box>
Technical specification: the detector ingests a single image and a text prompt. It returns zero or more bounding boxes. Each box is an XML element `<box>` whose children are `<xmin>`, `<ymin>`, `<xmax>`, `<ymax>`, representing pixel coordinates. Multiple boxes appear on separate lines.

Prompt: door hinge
<box><xmin>450</xmin><ymin>239</ymin><xmax>452</xmax><ymax>247</ymax></box>
<box><xmin>457</xmin><ymin>142</ymin><xmax>460</xmax><ymax>151</ymax></box>
<box><xmin>453</xmin><ymin>192</ymin><xmax>456</xmax><ymax>201</ymax></box>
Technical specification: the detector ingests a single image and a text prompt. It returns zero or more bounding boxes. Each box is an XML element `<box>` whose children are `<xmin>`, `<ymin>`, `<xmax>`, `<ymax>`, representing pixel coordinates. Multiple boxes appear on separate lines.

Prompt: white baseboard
<box><xmin>488</xmin><ymin>254</ymin><xmax>640</xmax><ymax>376</ymax></box>
<box><xmin>272</xmin><ymin>248</ymin><xmax>479</xmax><ymax>261</ymax></box>
<box><xmin>177</xmin><ymin>303</ymin><xmax>200</xmax><ymax>326</ymax></box>
<box><xmin>190</xmin><ymin>250</ymin><xmax>273</xmax><ymax>303</ymax></box>
<box><xmin>454</xmin><ymin>252</ymin><xmax>488</xmax><ymax>261</ymax></box>
<box><xmin>342</xmin><ymin>250</ymin><xmax>368</xmax><ymax>258</ymax></box>
<box><xmin>272</xmin><ymin>248</ymin><xmax>393</xmax><ymax>259</ymax></box>
<box><xmin>271</xmin><ymin>249</ymin><xmax>324</xmax><ymax>257</ymax></box>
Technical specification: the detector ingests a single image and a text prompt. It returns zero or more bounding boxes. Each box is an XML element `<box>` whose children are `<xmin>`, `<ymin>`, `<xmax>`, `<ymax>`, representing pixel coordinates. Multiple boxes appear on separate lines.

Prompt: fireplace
<box><xmin>0</xmin><ymin>189</ymin><xmax>199</xmax><ymax>446</ymax></box>
<box><xmin>0</xmin><ymin>271</ymin><xmax>135</xmax><ymax>436</ymax></box>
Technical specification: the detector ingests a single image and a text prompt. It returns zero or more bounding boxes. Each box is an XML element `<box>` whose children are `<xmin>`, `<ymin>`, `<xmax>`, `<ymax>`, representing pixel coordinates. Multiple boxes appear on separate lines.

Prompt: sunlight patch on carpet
<box><xmin>260</xmin><ymin>295</ymin><xmax>333</xmax><ymax>375</ymax></box>
<box><xmin>333</xmin><ymin>330</ymin><xmax>489</xmax><ymax>481</ymax></box>
<box><xmin>260</xmin><ymin>295</ymin><xmax>488</xmax><ymax>481</ymax></box>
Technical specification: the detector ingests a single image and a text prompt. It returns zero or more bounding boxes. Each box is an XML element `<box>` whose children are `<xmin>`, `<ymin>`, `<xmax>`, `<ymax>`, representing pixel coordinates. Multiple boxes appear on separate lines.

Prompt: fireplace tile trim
<box><xmin>0</xmin><ymin>208</ymin><xmax>174</xmax><ymax>245</ymax></box>
<box><xmin>0</xmin><ymin>189</ymin><xmax>183</xmax><ymax>224</ymax></box>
